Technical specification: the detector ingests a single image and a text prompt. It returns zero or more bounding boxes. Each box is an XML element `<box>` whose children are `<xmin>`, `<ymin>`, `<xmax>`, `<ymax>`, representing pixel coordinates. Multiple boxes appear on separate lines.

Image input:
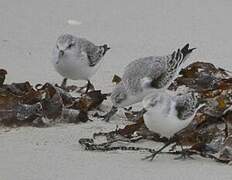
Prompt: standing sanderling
<box><xmin>103</xmin><ymin>44</ymin><xmax>196</xmax><ymax>121</ymax></box>
<box><xmin>52</xmin><ymin>34</ymin><xmax>110</xmax><ymax>92</ymax></box>
<box><xmin>142</xmin><ymin>91</ymin><xmax>204</xmax><ymax>160</ymax></box>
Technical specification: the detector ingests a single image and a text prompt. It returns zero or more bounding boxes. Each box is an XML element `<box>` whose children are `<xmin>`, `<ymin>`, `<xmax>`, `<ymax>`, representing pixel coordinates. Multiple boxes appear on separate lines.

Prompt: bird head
<box><xmin>56</xmin><ymin>34</ymin><xmax>76</xmax><ymax>57</ymax></box>
<box><xmin>111</xmin><ymin>82</ymin><xmax>127</xmax><ymax>107</ymax></box>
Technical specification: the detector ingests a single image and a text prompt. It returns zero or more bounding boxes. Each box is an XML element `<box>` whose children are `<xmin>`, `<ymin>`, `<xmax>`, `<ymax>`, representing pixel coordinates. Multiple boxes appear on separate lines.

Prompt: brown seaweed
<box><xmin>70</xmin><ymin>90</ymin><xmax>108</xmax><ymax>111</ymax></box>
<box><xmin>0</xmin><ymin>70</ymin><xmax>107</xmax><ymax>127</ymax></box>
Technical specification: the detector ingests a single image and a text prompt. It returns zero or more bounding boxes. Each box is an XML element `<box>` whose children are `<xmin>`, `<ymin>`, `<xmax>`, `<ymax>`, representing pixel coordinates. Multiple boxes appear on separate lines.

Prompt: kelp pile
<box><xmin>1</xmin><ymin>61</ymin><xmax>232</xmax><ymax>164</ymax></box>
<box><xmin>0</xmin><ymin>69</ymin><xmax>108</xmax><ymax>127</ymax></box>
<box><xmin>79</xmin><ymin>62</ymin><xmax>232</xmax><ymax>164</ymax></box>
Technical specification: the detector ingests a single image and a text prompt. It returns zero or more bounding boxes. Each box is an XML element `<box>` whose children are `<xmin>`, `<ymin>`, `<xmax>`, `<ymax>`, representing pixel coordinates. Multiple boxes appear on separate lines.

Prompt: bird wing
<box><xmin>79</xmin><ymin>38</ymin><xmax>106</xmax><ymax>67</ymax></box>
<box><xmin>122</xmin><ymin>56</ymin><xmax>167</xmax><ymax>94</ymax></box>
<box><xmin>150</xmin><ymin>44</ymin><xmax>196</xmax><ymax>89</ymax></box>
<box><xmin>174</xmin><ymin>93</ymin><xmax>197</xmax><ymax>120</ymax></box>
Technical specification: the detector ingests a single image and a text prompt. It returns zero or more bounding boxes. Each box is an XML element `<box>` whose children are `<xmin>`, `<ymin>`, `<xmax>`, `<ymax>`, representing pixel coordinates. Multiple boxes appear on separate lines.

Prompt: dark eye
<box><xmin>56</xmin><ymin>45</ymin><xmax>59</xmax><ymax>49</ymax></box>
<box><xmin>67</xmin><ymin>43</ymin><xmax>74</xmax><ymax>49</ymax></box>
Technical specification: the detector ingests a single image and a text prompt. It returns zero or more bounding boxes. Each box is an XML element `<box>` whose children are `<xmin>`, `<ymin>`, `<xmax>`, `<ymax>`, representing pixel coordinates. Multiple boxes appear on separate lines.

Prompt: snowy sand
<box><xmin>0</xmin><ymin>0</ymin><xmax>232</xmax><ymax>179</ymax></box>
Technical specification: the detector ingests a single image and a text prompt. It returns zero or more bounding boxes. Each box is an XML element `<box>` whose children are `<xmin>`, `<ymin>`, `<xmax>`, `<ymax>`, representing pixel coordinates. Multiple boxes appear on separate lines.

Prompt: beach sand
<box><xmin>0</xmin><ymin>0</ymin><xmax>232</xmax><ymax>179</ymax></box>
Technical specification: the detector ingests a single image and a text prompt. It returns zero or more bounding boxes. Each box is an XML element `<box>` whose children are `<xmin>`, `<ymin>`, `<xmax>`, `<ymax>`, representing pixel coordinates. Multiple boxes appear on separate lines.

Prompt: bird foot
<box><xmin>76</xmin><ymin>81</ymin><xmax>95</xmax><ymax>94</ymax></box>
<box><xmin>93</xmin><ymin>112</ymin><xmax>106</xmax><ymax>118</ymax></box>
<box><xmin>142</xmin><ymin>138</ymin><xmax>175</xmax><ymax>161</ymax></box>
<box><xmin>93</xmin><ymin>112</ymin><xmax>113</xmax><ymax>122</ymax></box>
<box><xmin>174</xmin><ymin>149</ymin><xmax>194</xmax><ymax>160</ymax></box>
<box><xmin>93</xmin><ymin>106</ymin><xmax>118</xmax><ymax>122</ymax></box>
<box><xmin>102</xmin><ymin>113</ymin><xmax>113</xmax><ymax>122</ymax></box>
<box><xmin>85</xmin><ymin>80</ymin><xmax>95</xmax><ymax>93</ymax></box>
<box><xmin>142</xmin><ymin>151</ymin><xmax>159</xmax><ymax>161</ymax></box>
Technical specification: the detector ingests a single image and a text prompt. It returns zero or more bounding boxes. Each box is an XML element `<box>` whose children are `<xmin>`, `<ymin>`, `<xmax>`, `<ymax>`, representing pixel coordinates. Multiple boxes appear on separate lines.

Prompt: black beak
<box><xmin>59</xmin><ymin>50</ymin><xmax>64</xmax><ymax>57</ymax></box>
<box><xmin>102</xmin><ymin>44</ymin><xmax>110</xmax><ymax>55</ymax></box>
<box><xmin>141</xmin><ymin>108</ymin><xmax>147</xmax><ymax>114</ymax></box>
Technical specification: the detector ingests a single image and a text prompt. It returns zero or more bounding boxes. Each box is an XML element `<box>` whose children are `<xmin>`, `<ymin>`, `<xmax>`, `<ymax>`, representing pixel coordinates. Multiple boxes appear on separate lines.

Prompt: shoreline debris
<box><xmin>0</xmin><ymin>71</ymin><xmax>108</xmax><ymax>127</ymax></box>
<box><xmin>80</xmin><ymin>62</ymin><xmax>232</xmax><ymax>164</ymax></box>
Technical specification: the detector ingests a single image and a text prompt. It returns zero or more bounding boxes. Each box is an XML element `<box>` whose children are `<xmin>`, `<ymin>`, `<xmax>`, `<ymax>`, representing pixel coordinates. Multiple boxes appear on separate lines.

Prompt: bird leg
<box><xmin>61</xmin><ymin>78</ymin><xmax>68</xmax><ymax>89</ymax></box>
<box><xmin>143</xmin><ymin>137</ymin><xmax>176</xmax><ymax>161</ymax></box>
<box><xmin>85</xmin><ymin>80</ymin><xmax>95</xmax><ymax>93</ymax></box>
<box><xmin>94</xmin><ymin>106</ymin><xmax>118</xmax><ymax>122</ymax></box>
<box><xmin>174</xmin><ymin>140</ymin><xmax>194</xmax><ymax>160</ymax></box>
<box><xmin>103</xmin><ymin>106</ymin><xmax>118</xmax><ymax>122</ymax></box>
<box><xmin>77</xmin><ymin>80</ymin><xmax>95</xmax><ymax>93</ymax></box>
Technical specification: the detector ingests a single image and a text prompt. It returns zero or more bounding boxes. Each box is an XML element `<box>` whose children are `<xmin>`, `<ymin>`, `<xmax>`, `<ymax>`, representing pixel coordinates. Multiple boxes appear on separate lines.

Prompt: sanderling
<box><xmin>103</xmin><ymin>44</ymin><xmax>196</xmax><ymax>121</ymax></box>
<box><xmin>142</xmin><ymin>91</ymin><xmax>204</xmax><ymax>160</ymax></box>
<box><xmin>52</xmin><ymin>34</ymin><xmax>110</xmax><ymax>92</ymax></box>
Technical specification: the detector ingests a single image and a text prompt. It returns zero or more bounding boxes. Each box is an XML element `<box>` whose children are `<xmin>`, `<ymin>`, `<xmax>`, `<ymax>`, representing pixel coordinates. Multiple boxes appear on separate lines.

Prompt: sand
<box><xmin>0</xmin><ymin>0</ymin><xmax>232</xmax><ymax>179</ymax></box>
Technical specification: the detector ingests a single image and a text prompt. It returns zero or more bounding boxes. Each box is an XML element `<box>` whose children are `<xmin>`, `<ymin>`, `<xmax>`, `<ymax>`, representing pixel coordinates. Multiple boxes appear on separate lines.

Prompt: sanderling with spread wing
<box><xmin>52</xmin><ymin>34</ymin><xmax>110</xmax><ymax>92</ymax></box>
<box><xmin>103</xmin><ymin>44</ymin><xmax>196</xmax><ymax>121</ymax></box>
<box><xmin>142</xmin><ymin>91</ymin><xmax>204</xmax><ymax>160</ymax></box>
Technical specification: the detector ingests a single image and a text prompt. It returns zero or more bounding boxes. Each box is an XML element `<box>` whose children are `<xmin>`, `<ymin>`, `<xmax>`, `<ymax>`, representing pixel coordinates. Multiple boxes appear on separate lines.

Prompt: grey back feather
<box><xmin>152</xmin><ymin>44</ymin><xmax>195</xmax><ymax>88</ymax></box>
<box><xmin>122</xmin><ymin>56</ymin><xmax>167</xmax><ymax>94</ymax></box>
<box><xmin>111</xmin><ymin>81</ymin><xmax>127</xmax><ymax>105</ymax></box>
<box><xmin>77</xmin><ymin>38</ymin><xmax>106</xmax><ymax>66</ymax></box>
<box><xmin>174</xmin><ymin>93</ymin><xmax>198</xmax><ymax>120</ymax></box>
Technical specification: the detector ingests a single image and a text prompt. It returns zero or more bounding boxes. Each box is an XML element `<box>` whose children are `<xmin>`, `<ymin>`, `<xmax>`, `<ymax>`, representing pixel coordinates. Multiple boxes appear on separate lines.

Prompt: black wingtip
<box><xmin>189</xmin><ymin>47</ymin><xmax>197</xmax><ymax>52</ymax></box>
<box><xmin>183</xmin><ymin>43</ymin><xmax>190</xmax><ymax>50</ymax></box>
<box><xmin>103</xmin><ymin>44</ymin><xmax>110</xmax><ymax>51</ymax></box>
<box><xmin>101</xmin><ymin>44</ymin><xmax>110</xmax><ymax>55</ymax></box>
<box><xmin>181</xmin><ymin>43</ymin><xmax>196</xmax><ymax>58</ymax></box>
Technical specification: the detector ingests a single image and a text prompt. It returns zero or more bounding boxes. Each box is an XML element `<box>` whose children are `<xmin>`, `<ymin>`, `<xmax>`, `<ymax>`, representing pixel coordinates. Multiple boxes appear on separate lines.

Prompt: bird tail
<box><xmin>100</xmin><ymin>44</ymin><xmax>110</xmax><ymax>56</ymax></box>
<box><xmin>168</xmin><ymin>43</ymin><xmax>196</xmax><ymax>71</ymax></box>
<box><xmin>180</xmin><ymin>43</ymin><xmax>196</xmax><ymax>62</ymax></box>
